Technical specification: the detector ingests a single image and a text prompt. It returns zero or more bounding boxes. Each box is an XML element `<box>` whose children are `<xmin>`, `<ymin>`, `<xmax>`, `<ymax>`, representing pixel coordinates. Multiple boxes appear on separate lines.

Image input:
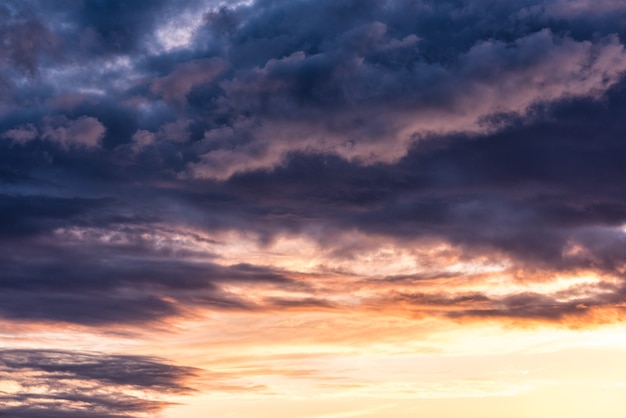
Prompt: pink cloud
<box><xmin>152</xmin><ymin>57</ymin><xmax>229</xmax><ymax>105</ymax></box>
<box><xmin>1</xmin><ymin>124</ymin><xmax>38</xmax><ymax>144</ymax></box>
<box><xmin>190</xmin><ymin>31</ymin><xmax>626</xmax><ymax>180</ymax></box>
<box><xmin>42</xmin><ymin>116</ymin><xmax>106</xmax><ymax>149</ymax></box>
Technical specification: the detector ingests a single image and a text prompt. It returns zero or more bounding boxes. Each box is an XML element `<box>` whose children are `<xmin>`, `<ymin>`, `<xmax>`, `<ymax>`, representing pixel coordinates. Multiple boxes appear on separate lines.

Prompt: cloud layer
<box><xmin>0</xmin><ymin>349</ymin><xmax>197</xmax><ymax>418</ymax></box>
<box><xmin>2</xmin><ymin>0</ymin><xmax>626</xmax><ymax>332</ymax></box>
<box><xmin>4</xmin><ymin>0</ymin><xmax>626</xmax><ymax>416</ymax></box>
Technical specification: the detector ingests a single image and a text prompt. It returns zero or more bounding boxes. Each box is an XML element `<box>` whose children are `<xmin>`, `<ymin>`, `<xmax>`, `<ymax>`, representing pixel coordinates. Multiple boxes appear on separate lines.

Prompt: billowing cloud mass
<box><xmin>4</xmin><ymin>0</ymin><xmax>626</xmax><ymax>417</ymax></box>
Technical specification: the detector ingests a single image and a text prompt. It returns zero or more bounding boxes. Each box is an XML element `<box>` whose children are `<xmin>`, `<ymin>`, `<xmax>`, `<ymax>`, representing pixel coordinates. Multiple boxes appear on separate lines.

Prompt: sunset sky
<box><xmin>3</xmin><ymin>0</ymin><xmax>626</xmax><ymax>417</ymax></box>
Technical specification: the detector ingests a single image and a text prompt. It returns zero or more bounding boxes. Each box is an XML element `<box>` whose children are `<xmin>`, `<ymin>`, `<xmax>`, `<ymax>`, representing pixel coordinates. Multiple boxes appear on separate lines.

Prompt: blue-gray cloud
<box><xmin>2</xmin><ymin>0</ymin><xmax>626</xmax><ymax>338</ymax></box>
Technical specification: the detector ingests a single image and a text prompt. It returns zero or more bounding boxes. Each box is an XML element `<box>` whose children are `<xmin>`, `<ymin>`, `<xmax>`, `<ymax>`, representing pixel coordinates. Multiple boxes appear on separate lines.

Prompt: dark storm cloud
<box><xmin>13</xmin><ymin>3</ymin><xmax>626</xmax><ymax>417</ymax></box>
<box><xmin>0</xmin><ymin>225</ymin><xmax>297</xmax><ymax>324</ymax></box>
<box><xmin>179</xmin><ymin>0</ymin><xmax>626</xmax><ymax>178</ymax></box>
<box><xmin>0</xmin><ymin>194</ymin><xmax>111</xmax><ymax>238</ymax></box>
<box><xmin>0</xmin><ymin>349</ymin><xmax>197</xmax><ymax>418</ymax></box>
<box><xmin>3</xmin><ymin>0</ymin><xmax>626</xmax><ymax>162</ymax></box>
<box><xmin>0</xmin><ymin>5</ymin><xmax>59</xmax><ymax>75</ymax></box>
<box><xmin>207</xmin><ymin>74</ymin><xmax>626</xmax><ymax>274</ymax></box>
<box><xmin>2</xmin><ymin>0</ymin><xmax>626</xmax><ymax>329</ymax></box>
<box><xmin>70</xmin><ymin>0</ymin><xmax>170</xmax><ymax>54</ymax></box>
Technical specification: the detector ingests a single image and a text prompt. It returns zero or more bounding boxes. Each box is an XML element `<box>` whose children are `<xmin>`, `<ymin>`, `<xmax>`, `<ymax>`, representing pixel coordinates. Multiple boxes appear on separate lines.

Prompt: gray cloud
<box><xmin>41</xmin><ymin>116</ymin><xmax>106</xmax><ymax>149</ymax></box>
<box><xmin>14</xmin><ymin>1</ymin><xmax>626</xmax><ymax>415</ymax></box>
<box><xmin>0</xmin><ymin>4</ymin><xmax>60</xmax><ymax>75</ymax></box>
<box><xmin>0</xmin><ymin>349</ymin><xmax>197</xmax><ymax>418</ymax></box>
<box><xmin>1</xmin><ymin>0</ymin><xmax>626</xmax><ymax>329</ymax></box>
<box><xmin>152</xmin><ymin>57</ymin><xmax>228</xmax><ymax>106</ymax></box>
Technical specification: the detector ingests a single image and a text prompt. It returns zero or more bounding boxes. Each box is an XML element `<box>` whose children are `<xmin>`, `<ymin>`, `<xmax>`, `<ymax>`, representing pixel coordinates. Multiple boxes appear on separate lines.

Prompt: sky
<box><xmin>3</xmin><ymin>0</ymin><xmax>626</xmax><ymax>416</ymax></box>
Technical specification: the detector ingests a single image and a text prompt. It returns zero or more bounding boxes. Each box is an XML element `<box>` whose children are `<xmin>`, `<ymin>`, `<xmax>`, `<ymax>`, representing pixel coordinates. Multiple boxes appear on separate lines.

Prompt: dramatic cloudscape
<box><xmin>3</xmin><ymin>0</ymin><xmax>626</xmax><ymax>416</ymax></box>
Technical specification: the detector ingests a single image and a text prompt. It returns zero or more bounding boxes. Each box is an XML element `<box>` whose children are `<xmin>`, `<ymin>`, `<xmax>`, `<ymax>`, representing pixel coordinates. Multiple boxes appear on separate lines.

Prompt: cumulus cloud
<box><xmin>2</xmin><ymin>0</ymin><xmax>626</xmax><ymax>174</ymax></box>
<box><xmin>41</xmin><ymin>116</ymin><xmax>106</xmax><ymax>149</ymax></box>
<box><xmin>130</xmin><ymin>129</ymin><xmax>156</xmax><ymax>153</ymax></box>
<box><xmin>187</xmin><ymin>28</ymin><xmax>626</xmax><ymax>178</ymax></box>
<box><xmin>147</xmin><ymin>0</ymin><xmax>626</xmax><ymax>179</ymax></box>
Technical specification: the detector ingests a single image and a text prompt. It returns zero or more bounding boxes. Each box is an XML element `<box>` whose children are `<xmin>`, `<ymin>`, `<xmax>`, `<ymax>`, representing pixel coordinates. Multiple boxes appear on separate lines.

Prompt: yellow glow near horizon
<box><xmin>18</xmin><ymin>226</ymin><xmax>626</xmax><ymax>417</ymax></box>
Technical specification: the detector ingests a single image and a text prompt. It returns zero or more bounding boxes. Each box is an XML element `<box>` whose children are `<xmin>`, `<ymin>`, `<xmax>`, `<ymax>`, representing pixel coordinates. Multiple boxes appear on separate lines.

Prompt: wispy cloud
<box><xmin>0</xmin><ymin>349</ymin><xmax>197</xmax><ymax>418</ymax></box>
